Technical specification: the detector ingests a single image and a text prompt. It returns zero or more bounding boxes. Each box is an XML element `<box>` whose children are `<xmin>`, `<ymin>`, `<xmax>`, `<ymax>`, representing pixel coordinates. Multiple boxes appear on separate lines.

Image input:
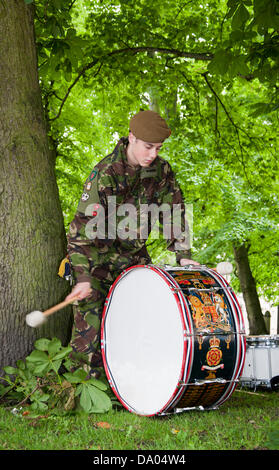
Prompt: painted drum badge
<box><xmin>201</xmin><ymin>336</ymin><xmax>224</xmax><ymax>379</ymax></box>
<box><xmin>172</xmin><ymin>271</ymin><xmax>234</xmax><ymax>382</ymax></box>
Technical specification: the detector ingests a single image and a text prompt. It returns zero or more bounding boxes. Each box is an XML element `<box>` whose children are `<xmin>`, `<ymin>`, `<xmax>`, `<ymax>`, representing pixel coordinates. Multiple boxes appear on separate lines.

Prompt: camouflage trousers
<box><xmin>70</xmin><ymin>271</ymin><xmax>121</xmax><ymax>381</ymax></box>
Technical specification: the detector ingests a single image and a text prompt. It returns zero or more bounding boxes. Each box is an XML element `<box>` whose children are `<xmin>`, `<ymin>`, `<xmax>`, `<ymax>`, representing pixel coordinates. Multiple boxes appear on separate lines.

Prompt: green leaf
<box><xmin>26</xmin><ymin>350</ymin><xmax>49</xmax><ymax>363</ymax></box>
<box><xmin>76</xmin><ymin>381</ymin><xmax>112</xmax><ymax>414</ymax></box>
<box><xmin>34</xmin><ymin>338</ymin><xmax>50</xmax><ymax>351</ymax></box>
<box><xmin>33</xmin><ymin>363</ymin><xmax>50</xmax><ymax>375</ymax></box>
<box><xmin>16</xmin><ymin>360</ymin><xmax>26</xmax><ymax>370</ymax></box>
<box><xmin>3</xmin><ymin>366</ymin><xmax>18</xmax><ymax>375</ymax></box>
<box><xmin>24</xmin><ymin>0</ymin><xmax>34</xmax><ymax>3</ymax></box>
<box><xmin>63</xmin><ymin>369</ymin><xmax>87</xmax><ymax>383</ymax></box>
<box><xmin>50</xmin><ymin>360</ymin><xmax>62</xmax><ymax>374</ymax></box>
<box><xmin>87</xmin><ymin>377</ymin><xmax>108</xmax><ymax>391</ymax></box>
<box><xmin>231</xmin><ymin>4</ymin><xmax>250</xmax><ymax>30</ymax></box>
<box><xmin>87</xmin><ymin>384</ymin><xmax>112</xmax><ymax>413</ymax></box>
<box><xmin>207</xmin><ymin>50</ymin><xmax>231</xmax><ymax>75</ymax></box>
<box><xmin>53</xmin><ymin>346</ymin><xmax>72</xmax><ymax>361</ymax></box>
<box><xmin>79</xmin><ymin>385</ymin><xmax>92</xmax><ymax>413</ymax></box>
<box><xmin>38</xmin><ymin>393</ymin><xmax>50</xmax><ymax>402</ymax></box>
<box><xmin>48</xmin><ymin>338</ymin><xmax>62</xmax><ymax>356</ymax></box>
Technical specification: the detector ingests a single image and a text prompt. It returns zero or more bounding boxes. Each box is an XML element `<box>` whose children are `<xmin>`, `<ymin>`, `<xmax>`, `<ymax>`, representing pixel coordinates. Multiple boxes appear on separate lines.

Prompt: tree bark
<box><xmin>233</xmin><ymin>243</ymin><xmax>267</xmax><ymax>335</ymax></box>
<box><xmin>0</xmin><ymin>0</ymin><xmax>72</xmax><ymax>371</ymax></box>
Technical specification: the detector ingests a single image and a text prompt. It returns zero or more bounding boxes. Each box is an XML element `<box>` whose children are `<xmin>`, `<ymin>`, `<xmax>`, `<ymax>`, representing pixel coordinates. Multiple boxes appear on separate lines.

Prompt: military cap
<box><xmin>129</xmin><ymin>110</ymin><xmax>171</xmax><ymax>143</ymax></box>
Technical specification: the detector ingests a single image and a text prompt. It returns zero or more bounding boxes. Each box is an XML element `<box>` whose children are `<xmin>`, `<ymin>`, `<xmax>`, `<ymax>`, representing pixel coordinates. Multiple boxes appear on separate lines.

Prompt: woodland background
<box><xmin>0</xmin><ymin>0</ymin><xmax>278</xmax><ymax>369</ymax></box>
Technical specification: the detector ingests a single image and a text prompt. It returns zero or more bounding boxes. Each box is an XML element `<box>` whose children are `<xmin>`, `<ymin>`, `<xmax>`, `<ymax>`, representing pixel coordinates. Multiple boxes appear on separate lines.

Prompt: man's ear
<box><xmin>128</xmin><ymin>131</ymin><xmax>136</xmax><ymax>144</ymax></box>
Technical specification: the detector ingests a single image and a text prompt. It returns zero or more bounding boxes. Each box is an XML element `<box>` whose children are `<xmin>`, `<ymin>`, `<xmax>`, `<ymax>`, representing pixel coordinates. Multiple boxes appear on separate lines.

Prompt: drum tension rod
<box><xmin>184</xmin><ymin>331</ymin><xmax>246</xmax><ymax>337</ymax></box>
<box><xmin>171</xmin><ymin>287</ymin><xmax>223</xmax><ymax>293</ymax></box>
<box><xmin>178</xmin><ymin>378</ymin><xmax>239</xmax><ymax>386</ymax></box>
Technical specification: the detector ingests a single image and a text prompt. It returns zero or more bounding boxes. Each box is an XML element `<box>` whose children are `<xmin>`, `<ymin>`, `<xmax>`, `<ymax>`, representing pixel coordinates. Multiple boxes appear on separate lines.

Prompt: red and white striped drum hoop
<box><xmin>101</xmin><ymin>265</ymin><xmax>246</xmax><ymax>416</ymax></box>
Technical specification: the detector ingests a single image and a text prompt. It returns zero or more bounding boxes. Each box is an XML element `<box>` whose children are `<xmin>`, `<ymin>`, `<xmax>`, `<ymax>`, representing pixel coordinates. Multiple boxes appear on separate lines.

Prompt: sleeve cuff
<box><xmin>176</xmin><ymin>250</ymin><xmax>192</xmax><ymax>263</ymax></box>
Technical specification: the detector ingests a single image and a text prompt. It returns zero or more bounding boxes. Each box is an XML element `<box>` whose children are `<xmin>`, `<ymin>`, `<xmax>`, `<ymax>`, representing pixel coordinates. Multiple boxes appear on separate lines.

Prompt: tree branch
<box><xmin>48</xmin><ymin>46</ymin><xmax>213</xmax><ymax>121</ymax></box>
<box><xmin>201</xmin><ymin>72</ymin><xmax>258</xmax><ymax>142</ymax></box>
<box><xmin>108</xmin><ymin>46</ymin><xmax>213</xmax><ymax>61</ymax></box>
<box><xmin>49</xmin><ymin>58</ymin><xmax>99</xmax><ymax>121</ymax></box>
<box><xmin>201</xmin><ymin>72</ymin><xmax>254</xmax><ymax>186</ymax></box>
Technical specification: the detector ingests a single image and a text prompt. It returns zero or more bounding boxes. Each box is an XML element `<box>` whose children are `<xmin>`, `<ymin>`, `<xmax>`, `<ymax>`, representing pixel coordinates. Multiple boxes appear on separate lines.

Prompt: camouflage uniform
<box><xmin>67</xmin><ymin>137</ymin><xmax>191</xmax><ymax>378</ymax></box>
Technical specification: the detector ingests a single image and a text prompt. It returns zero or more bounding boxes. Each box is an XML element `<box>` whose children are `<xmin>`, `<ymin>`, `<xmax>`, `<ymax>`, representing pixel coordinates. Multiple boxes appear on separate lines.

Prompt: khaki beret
<box><xmin>129</xmin><ymin>110</ymin><xmax>171</xmax><ymax>143</ymax></box>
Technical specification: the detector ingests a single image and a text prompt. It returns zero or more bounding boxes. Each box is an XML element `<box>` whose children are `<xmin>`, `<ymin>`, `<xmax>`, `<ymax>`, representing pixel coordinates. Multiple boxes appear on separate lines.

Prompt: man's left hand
<box><xmin>180</xmin><ymin>258</ymin><xmax>200</xmax><ymax>266</ymax></box>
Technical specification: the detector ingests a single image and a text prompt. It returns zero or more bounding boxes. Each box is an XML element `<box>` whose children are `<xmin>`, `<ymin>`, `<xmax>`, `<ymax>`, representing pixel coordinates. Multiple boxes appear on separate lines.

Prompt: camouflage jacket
<box><xmin>67</xmin><ymin>138</ymin><xmax>191</xmax><ymax>283</ymax></box>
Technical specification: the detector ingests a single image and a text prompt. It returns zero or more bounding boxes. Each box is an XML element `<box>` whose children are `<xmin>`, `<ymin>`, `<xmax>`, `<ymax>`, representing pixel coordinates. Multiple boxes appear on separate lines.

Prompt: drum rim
<box><xmin>101</xmin><ymin>264</ymin><xmax>195</xmax><ymax>416</ymax></box>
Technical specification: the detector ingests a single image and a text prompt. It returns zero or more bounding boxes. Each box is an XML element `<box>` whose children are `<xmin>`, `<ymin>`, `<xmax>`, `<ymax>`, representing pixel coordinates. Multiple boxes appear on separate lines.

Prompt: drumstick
<box><xmin>25</xmin><ymin>295</ymin><xmax>80</xmax><ymax>328</ymax></box>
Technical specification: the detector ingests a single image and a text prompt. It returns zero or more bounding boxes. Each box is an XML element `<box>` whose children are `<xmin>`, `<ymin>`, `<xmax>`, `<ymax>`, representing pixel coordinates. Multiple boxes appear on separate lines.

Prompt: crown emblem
<box><xmin>209</xmin><ymin>336</ymin><xmax>220</xmax><ymax>348</ymax></box>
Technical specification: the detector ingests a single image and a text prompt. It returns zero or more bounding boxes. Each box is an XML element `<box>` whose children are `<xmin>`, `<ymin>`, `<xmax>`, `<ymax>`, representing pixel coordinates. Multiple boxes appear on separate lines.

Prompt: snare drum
<box><xmin>240</xmin><ymin>335</ymin><xmax>279</xmax><ymax>390</ymax></box>
<box><xmin>101</xmin><ymin>265</ymin><xmax>246</xmax><ymax>416</ymax></box>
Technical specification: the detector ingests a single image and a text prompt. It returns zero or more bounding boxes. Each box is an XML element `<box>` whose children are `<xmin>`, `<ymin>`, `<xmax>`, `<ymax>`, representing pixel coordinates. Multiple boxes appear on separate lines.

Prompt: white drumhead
<box><xmin>102</xmin><ymin>266</ymin><xmax>186</xmax><ymax>415</ymax></box>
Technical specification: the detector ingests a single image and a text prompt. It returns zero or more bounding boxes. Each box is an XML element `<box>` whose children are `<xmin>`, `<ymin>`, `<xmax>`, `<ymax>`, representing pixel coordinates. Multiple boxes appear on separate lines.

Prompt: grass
<box><xmin>0</xmin><ymin>388</ymin><xmax>278</xmax><ymax>452</ymax></box>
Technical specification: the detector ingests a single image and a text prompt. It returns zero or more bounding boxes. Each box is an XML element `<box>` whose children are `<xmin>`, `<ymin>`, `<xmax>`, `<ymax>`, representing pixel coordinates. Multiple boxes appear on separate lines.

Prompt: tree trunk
<box><xmin>0</xmin><ymin>0</ymin><xmax>72</xmax><ymax>371</ymax></box>
<box><xmin>233</xmin><ymin>243</ymin><xmax>267</xmax><ymax>335</ymax></box>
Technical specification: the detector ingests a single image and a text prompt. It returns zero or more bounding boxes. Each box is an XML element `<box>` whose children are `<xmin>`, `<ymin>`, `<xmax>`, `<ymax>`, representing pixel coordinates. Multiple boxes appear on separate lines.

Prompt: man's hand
<box><xmin>65</xmin><ymin>282</ymin><xmax>92</xmax><ymax>301</ymax></box>
<box><xmin>180</xmin><ymin>258</ymin><xmax>200</xmax><ymax>267</ymax></box>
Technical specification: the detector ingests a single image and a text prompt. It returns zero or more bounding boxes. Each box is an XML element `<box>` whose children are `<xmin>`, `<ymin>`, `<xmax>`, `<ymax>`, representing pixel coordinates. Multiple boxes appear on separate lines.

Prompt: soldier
<box><xmin>66</xmin><ymin>110</ymin><xmax>199</xmax><ymax>379</ymax></box>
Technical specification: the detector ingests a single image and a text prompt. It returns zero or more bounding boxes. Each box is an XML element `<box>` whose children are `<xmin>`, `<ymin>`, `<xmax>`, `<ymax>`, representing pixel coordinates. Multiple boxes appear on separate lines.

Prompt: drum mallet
<box><xmin>25</xmin><ymin>295</ymin><xmax>80</xmax><ymax>328</ymax></box>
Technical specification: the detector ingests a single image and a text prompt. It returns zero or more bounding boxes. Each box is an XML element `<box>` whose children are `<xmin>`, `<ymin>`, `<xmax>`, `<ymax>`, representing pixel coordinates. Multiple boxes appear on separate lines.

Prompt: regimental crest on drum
<box><xmin>201</xmin><ymin>336</ymin><xmax>224</xmax><ymax>380</ymax></box>
<box><xmin>186</xmin><ymin>292</ymin><xmax>231</xmax><ymax>334</ymax></box>
<box><xmin>171</xmin><ymin>268</ymin><xmax>238</xmax><ymax>387</ymax></box>
<box><xmin>172</xmin><ymin>272</ymin><xmax>231</xmax><ymax>334</ymax></box>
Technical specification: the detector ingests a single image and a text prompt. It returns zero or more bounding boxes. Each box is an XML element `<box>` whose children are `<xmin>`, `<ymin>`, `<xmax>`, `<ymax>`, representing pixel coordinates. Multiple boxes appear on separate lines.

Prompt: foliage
<box><xmin>29</xmin><ymin>0</ymin><xmax>279</xmax><ymax>305</ymax></box>
<box><xmin>0</xmin><ymin>338</ymin><xmax>112</xmax><ymax>416</ymax></box>
<box><xmin>208</xmin><ymin>0</ymin><xmax>279</xmax><ymax>114</ymax></box>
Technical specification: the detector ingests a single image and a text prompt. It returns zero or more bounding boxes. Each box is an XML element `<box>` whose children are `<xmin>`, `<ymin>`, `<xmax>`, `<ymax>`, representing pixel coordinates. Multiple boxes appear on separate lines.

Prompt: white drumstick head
<box><xmin>216</xmin><ymin>261</ymin><xmax>233</xmax><ymax>275</ymax></box>
<box><xmin>26</xmin><ymin>310</ymin><xmax>46</xmax><ymax>328</ymax></box>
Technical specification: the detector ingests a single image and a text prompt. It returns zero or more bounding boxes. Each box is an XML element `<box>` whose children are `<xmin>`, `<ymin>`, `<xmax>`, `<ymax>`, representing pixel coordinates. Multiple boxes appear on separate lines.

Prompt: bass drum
<box><xmin>101</xmin><ymin>265</ymin><xmax>246</xmax><ymax>416</ymax></box>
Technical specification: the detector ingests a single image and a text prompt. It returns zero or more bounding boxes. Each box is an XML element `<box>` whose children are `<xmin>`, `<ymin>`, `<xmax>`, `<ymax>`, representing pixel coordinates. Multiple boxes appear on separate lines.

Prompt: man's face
<box><xmin>127</xmin><ymin>133</ymin><xmax>163</xmax><ymax>167</ymax></box>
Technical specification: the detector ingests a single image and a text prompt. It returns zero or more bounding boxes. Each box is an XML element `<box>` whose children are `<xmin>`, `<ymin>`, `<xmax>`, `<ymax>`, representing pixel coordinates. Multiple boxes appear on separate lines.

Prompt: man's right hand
<box><xmin>65</xmin><ymin>282</ymin><xmax>92</xmax><ymax>301</ymax></box>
